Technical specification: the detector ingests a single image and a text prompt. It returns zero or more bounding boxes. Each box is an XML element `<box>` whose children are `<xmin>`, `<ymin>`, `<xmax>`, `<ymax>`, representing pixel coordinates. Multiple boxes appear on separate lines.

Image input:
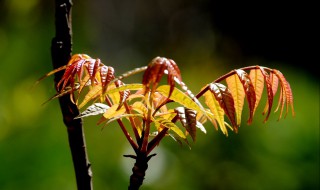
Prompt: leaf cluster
<box><xmin>37</xmin><ymin>54</ymin><xmax>295</xmax><ymax>153</ymax></box>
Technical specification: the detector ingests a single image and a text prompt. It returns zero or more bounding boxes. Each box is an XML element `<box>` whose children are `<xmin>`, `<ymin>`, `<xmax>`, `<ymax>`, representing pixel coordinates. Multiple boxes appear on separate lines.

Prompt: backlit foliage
<box><xmin>38</xmin><ymin>54</ymin><xmax>295</xmax><ymax>152</ymax></box>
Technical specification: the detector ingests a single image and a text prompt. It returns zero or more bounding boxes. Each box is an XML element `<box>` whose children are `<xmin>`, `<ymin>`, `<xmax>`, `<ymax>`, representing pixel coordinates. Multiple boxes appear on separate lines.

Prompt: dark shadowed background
<box><xmin>0</xmin><ymin>1</ymin><xmax>318</xmax><ymax>190</ymax></box>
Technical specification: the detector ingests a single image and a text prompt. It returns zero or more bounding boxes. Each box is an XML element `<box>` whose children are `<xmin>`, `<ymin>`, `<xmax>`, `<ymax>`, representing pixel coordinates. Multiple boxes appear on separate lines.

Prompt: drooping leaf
<box><xmin>226</xmin><ymin>73</ymin><xmax>245</xmax><ymax>126</ymax></box>
<box><xmin>100</xmin><ymin>65</ymin><xmax>115</xmax><ymax>94</ymax></box>
<box><xmin>114</xmin><ymin>80</ymin><xmax>131</xmax><ymax>110</ymax></box>
<box><xmin>154</xmin><ymin>118</ymin><xmax>186</xmax><ymax>139</ymax></box>
<box><xmin>142</xmin><ymin>57</ymin><xmax>182</xmax><ymax>98</ymax></box>
<box><xmin>78</xmin><ymin>84</ymin><xmax>102</xmax><ymax>109</ymax></box>
<box><xmin>174</xmin><ymin>107</ymin><xmax>198</xmax><ymax>141</ymax></box>
<box><xmin>262</xmin><ymin>71</ymin><xmax>279</xmax><ymax>118</ymax></box>
<box><xmin>249</xmin><ymin>68</ymin><xmax>265</xmax><ymax>115</ymax></box>
<box><xmin>258</xmin><ymin>67</ymin><xmax>274</xmax><ymax>122</ymax></box>
<box><xmin>102</xmin><ymin>114</ymin><xmax>144</xmax><ymax>128</ymax></box>
<box><xmin>105</xmin><ymin>83</ymin><xmax>144</xmax><ymax>95</ymax></box>
<box><xmin>207</xmin><ymin>83</ymin><xmax>238</xmax><ymax>132</ymax></box>
<box><xmin>234</xmin><ymin>69</ymin><xmax>256</xmax><ymax>124</ymax></box>
<box><xmin>273</xmin><ymin>70</ymin><xmax>295</xmax><ymax>119</ymax></box>
<box><xmin>97</xmin><ymin>104</ymin><xmax>126</xmax><ymax>125</ymax></box>
<box><xmin>156</xmin><ymin>85</ymin><xmax>205</xmax><ymax>115</ymax></box>
<box><xmin>75</xmin><ymin>103</ymin><xmax>110</xmax><ymax>119</ymax></box>
<box><xmin>203</xmin><ymin>88</ymin><xmax>228</xmax><ymax>135</ymax></box>
<box><xmin>86</xmin><ymin>58</ymin><xmax>100</xmax><ymax>84</ymax></box>
<box><xmin>131</xmin><ymin>101</ymin><xmax>148</xmax><ymax>116</ymax></box>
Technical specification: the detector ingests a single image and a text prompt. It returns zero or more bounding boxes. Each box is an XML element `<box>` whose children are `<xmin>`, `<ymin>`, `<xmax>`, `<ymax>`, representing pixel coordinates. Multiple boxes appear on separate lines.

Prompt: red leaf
<box><xmin>258</xmin><ymin>67</ymin><xmax>274</xmax><ymax>122</ymax></box>
<box><xmin>142</xmin><ymin>57</ymin><xmax>182</xmax><ymax>98</ymax></box>
<box><xmin>114</xmin><ymin>80</ymin><xmax>131</xmax><ymax>110</ymax></box>
<box><xmin>100</xmin><ymin>66</ymin><xmax>115</xmax><ymax>94</ymax></box>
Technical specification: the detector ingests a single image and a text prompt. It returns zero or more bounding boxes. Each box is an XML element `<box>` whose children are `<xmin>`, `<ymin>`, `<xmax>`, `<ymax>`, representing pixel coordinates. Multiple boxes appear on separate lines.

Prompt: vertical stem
<box><xmin>128</xmin><ymin>153</ymin><xmax>156</xmax><ymax>190</ymax></box>
<box><xmin>51</xmin><ymin>0</ymin><xmax>92</xmax><ymax>189</ymax></box>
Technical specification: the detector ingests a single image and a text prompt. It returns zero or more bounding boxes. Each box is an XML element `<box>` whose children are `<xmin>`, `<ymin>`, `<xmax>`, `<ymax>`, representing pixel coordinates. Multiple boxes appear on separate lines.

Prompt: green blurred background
<box><xmin>0</xmin><ymin>0</ymin><xmax>318</xmax><ymax>190</ymax></box>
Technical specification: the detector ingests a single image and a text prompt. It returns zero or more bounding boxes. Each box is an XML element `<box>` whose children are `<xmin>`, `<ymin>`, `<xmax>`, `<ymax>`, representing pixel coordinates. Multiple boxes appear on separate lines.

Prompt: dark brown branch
<box><xmin>128</xmin><ymin>153</ymin><xmax>156</xmax><ymax>190</ymax></box>
<box><xmin>51</xmin><ymin>0</ymin><xmax>92</xmax><ymax>189</ymax></box>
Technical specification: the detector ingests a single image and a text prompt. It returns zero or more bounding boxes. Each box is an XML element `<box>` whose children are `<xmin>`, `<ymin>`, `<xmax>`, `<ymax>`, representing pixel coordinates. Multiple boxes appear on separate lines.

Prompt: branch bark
<box><xmin>51</xmin><ymin>0</ymin><xmax>93</xmax><ymax>189</ymax></box>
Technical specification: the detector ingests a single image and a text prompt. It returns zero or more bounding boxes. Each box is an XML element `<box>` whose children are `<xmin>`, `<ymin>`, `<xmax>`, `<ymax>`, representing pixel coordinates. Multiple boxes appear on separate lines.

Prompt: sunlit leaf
<box><xmin>262</xmin><ymin>71</ymin><xmax>278</xmax><ymax>118</ymax></box>
<box><xmin>154</xmin><ymin>118</ymin><xmax>186</xmax><ymax>139</ymax></box>
<box><xmin>78</xmin><ymin>85</ymin><xmax>102</xmax><ymax>109</ymax></box>
<box><xmin>226</xmin><ymin>73</ymin><xmax>245</xmax><ymax>126</ymax></box>
<box><xmin>234</xmin><ymin>69</ymin><xmax>256</xmax><ymax>124</ymax></box>
<box><xmin>273</xmin><ymin>70</ymin><xmax>295</xmax><ymax>119</ymax></box>
<box><xmin>258</xmin><ymin>67</ymin><xmax>274</xmax><ymax>122</ymax></box>
<box><xmin>207</xmin><ymin>83</ymin><xmax>238</xmax><ymax>132</ymax></box>
<box><xmin>203</xmin><ymin>89</ymin><xmax>228</xmax><ymax>135</ymax></box>
<box><xmin>142</xmin><ymin>57</ymin><xmax>182</xmax><ymax>98</ymax></box>
<box><xmin>97</xmin><ymin>104</ymin><xmax>126</xmax><ymax>124</ymax></box>
<box><xmin>131</xmin><ymin>102</ymin><xmax>148</xmax><ymax>116</ymax></box>
<box><xmin>249</xmin><ymin>68</ymin><xmax>265</xmax><ymax>115</ymax></box>
<box><xmin>100</xmin><ymin>65</ymin><xmax>115</xmax><ymax>94</ymax></box>
<box><xmin>105</xmin><ymin>84</ymin><xmax>144</xmax><ymax>95</ymax></box>
<box><xmin>102</xmin><ymin>114</ymin><xmax>144</xmax><ymax>128</ymax></box>
<box><xmin>156</xmin><ymin>85</ymin><xmax>204</xmax><ymax>114</ymax></box>
<box><xmin>75</xmin><ymin>103</ymin><xmax>110</xmax><ymax>119</ymax></box>
<box><xmin>174</xmin><ymin>107</ymin><xmax>198</xmax><ymax>141</ymax></box>
<box><xmin>114</xmin><ymin>80</ymin><xmax>131</xmax><ymax>110</ymax></box>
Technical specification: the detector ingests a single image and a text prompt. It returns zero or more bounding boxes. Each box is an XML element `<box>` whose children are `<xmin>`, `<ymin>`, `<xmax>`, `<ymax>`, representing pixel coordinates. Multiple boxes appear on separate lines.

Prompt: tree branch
<box><xmin>51</xmin><ymin>0</ymin><xmax>93</xmax><ymax>189</ymax></box>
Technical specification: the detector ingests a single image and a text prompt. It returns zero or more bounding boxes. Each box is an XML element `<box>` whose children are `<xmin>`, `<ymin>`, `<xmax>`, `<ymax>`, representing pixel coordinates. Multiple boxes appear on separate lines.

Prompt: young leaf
<box><xmin>273</xmin><ymin>70</ymin><xmax>295</xmax><ymax>119</ymax></box>
<box><xmin>154</xmin><ymin>118</ymin><xmax>186</xmax><ymax>139</ymax></box>
<box><xmin>142</xmin><ymin>57</ymin><xmax>182</xmax><ymax>98</ymax></box>
<box><xmin>207</xmin><ymin>83</ymin><xmax>238</xmax><ymax>132</ymax></box>
<box><xmin>262</xmin><ymin>71</ymin><xmax>279</xmax><ymax>118</ymax></box>
<box><xmin>174</xmin><ymin>107</ymin><xmax>198</xmax><ymax>141</ymax></box>
<box><xmin>100</xmin><ymin>65</ymin><xmax>115</xmax><ymax>94</ymax></box>
<box><xmin>234</xmin><ymin>69</ymin><xmax>256</xmax><ymax>124</ymax></box>
<box><xmin>78</xmin><ymin>85</ymin><xmax>102</xmax><ymax>109</ymax></box>
<box><xmin>156</xmin><ymin>85</ymin><xmax>204</xmax><ymax>114</ymax></box>
<box><xmin>114</xmin><ymin>80</ymin><xmax>131</xmax><ymax>110</ymax></box>
<box><xmin>203</xmin><ymin>88</ymin><xmax>229</xmax><ymax>135</ymax></box>
<box><xmin>75</xmin><ymin>103</ymin><xmax>110</xmax><ymax>119</ymax></box>
<box><xmin>249</xmin><ymin>68</ymin><xmax>265</xmax><ymax>115</ymax></box>
<box><xmin>226</xmin><ymin>73</ymin><xmax>245</xmax><ymax>126</ymax></box>
<box><xmin>258</xmin><ymin>67</ymin><xmax>274</xmax><ymax>122</ymax></box>
<box><xmin>97</xmin><ymin>104</ymin><xmax>126</xmax><ymax>125</ymax></box>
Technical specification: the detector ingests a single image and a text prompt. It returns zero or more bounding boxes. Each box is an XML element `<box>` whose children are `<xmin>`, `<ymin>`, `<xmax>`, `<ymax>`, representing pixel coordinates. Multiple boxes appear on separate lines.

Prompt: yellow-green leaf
<box><xmin>154</xmin><ymin>118</ymin><xmax>186</xmax><ymax>139</ymax></box>
<box><xmin>78</xmin><ymin>85</ymin><xmax>102</xmax><ymax>109</ymax></box>
<box><xmin>203</xmin><ymin>90</ymin><xmax>228</xmax><ymax>135</ymax></box>
<box><xmin>97</xmin><ymin>104</ymin><xmax>126</xmax><ymax>124</ymax></box>
<box><xmin>207</xmin><ymin>83</ymin><xmax>238</xmax><ymax>132</ymax></box>
<box><xmin>249</xmin><ymin>68</ymin><xmax>265</xmax><ymax>115</ymax></box>
<box><xmin>105</xmin><ymin>83</ymin><xmax>144</xmax><ymax>95</ymax></box>
<box><xmin>235</xmin><ymin>69</ymin><xmax>256</xmax><ymax>124</ymax></box>
<box><xmin>156</xmin><ymin>85</ymin><xmax>204</xmax><ymax>114</ymax></box>
<box><xmin>226</xmin><ymin>73</ymin><xmax>245</xmax><ymax>126</ymax></box>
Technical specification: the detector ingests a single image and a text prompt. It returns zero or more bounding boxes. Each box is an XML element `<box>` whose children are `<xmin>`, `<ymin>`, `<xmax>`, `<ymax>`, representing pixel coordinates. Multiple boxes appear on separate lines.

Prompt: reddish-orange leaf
<box><xmin>142</xmin><ymin>57</ymin><xmax>182</xmax><ymax>98</ymax></box>
<box><xmin>273</xmin><ymin>70</ymin><xmax>295</xmax><ymax>119</ymax></box>
<box><xmin>86</xmin><ymin>58</ymin><xmax>100</xmax><ymax>85</ymax></box>
<box><xmin>258</xmin><ymin>67</ymin><xmax>274</xmax><ymax>122</ymax></box>
<box><xmin>100</xmin><ymin>66</ymin><xmax>115</xmax><ymax>94</ymax></box>
<box><xmin>208</xmin><ymin>83</ymin><xmax>238</xmax><ymax>132</ymax></box>
<box><xmin>235</xmin><ymin>69</ymin><xmax>256</xmax><ymax>124</ymax></box>
<box><xmin>262</xmin><ymin>71</ymin><xmax>279</xmax><ymax>117</ymax></box>
<box><xmin>142</xmin><ymin>57</ymin><xmax>167</xmax><ymax>93</ymax></box>
<box><xmin>175</xmin><ymin>107</ymin><xmax>197</xmax><ymax>142</ymax></box>
<box><xmin>114</xmin><ymin>80</ymin><xmax>131</xmax><ymax>110</ymax></box>
<box><xmin>226</xmin><ymin>73</ymin><xmax>245</xmax><ymax>126</ymax></box>
<box><xmin>249</xmin><ymin>68</ymin><xmax>265</xmax><ymax>115</ymax></box>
